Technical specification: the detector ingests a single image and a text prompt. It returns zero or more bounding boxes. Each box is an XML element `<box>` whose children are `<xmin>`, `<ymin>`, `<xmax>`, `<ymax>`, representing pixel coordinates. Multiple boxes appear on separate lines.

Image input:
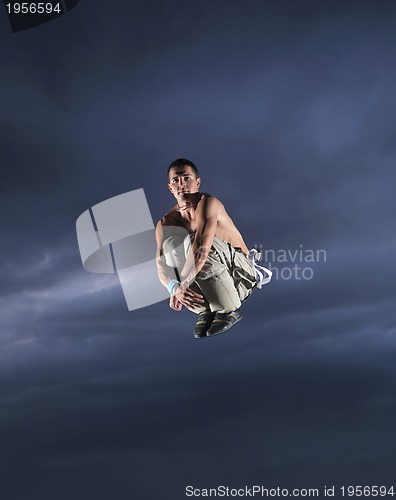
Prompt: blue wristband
<box><xmin>167</xmin><ymin>280</ymin><xmax>180</xmax><ymax>295</ymax></box>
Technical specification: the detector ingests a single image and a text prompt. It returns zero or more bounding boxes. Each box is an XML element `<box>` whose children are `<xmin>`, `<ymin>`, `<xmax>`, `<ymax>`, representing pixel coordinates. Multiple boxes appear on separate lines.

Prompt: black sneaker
<box><xmin>206</xmin><ymin>309</ymin><xmax>243</xmax><ymax>336</ymax></box>
<box><xmin>193</xmin><ymin>310</ymin><xmax>215</xmax><ymax>339</ymax></box>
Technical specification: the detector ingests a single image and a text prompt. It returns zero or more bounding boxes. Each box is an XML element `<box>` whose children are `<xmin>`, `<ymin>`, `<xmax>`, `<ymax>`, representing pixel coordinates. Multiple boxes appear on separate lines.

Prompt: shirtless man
<box><xmin>155</xmin><ymin>158</ymin><xmax>258</xmax><ymax>338</ymax></box>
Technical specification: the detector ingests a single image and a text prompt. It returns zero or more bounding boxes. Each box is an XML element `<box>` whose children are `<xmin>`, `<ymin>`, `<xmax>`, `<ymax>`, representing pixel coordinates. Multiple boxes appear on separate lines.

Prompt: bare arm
<box><xmin>155</xmin><ymin>221</ymin><xmax>174</xmax><ymax>288</ymax></box>
<box><xmin>155</xmin><ymin>220</ymin><xmax>204</xmax><ymax>310</ymax></box>
<box><xmin>180</xmin><ymin>196</ymin><xmax>219</xmax><ymax>283</ymax></box>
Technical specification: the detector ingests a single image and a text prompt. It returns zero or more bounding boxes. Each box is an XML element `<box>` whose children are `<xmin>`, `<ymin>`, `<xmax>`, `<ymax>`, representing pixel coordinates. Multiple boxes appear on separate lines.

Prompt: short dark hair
<box><xmin>167</xmin><ymin>158</ymin><xmax>199</xmax><ymax>181</ymax></box>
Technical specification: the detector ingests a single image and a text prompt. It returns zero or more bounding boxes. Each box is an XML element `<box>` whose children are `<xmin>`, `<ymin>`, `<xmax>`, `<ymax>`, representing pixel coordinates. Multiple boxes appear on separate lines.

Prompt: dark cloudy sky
<box><xmin>1</xmin><ymin>1</ymin><xmax>395</xmax><ymax>498</ymax></box>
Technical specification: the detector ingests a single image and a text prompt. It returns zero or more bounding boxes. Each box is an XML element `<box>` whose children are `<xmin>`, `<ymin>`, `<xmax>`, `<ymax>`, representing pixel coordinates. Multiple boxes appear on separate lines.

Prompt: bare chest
<box><xmin>178</xmin><ymin>213</ymin><xmax>198</xmax><ymax>233</ymax></box>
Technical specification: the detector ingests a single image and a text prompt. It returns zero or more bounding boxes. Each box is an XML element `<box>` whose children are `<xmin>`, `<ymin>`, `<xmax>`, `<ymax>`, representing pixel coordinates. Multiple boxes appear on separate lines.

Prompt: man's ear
<box><xmin>196</xmin><ymin>177</ymin><xmax>201</xmax><ymax>189</ymax></box>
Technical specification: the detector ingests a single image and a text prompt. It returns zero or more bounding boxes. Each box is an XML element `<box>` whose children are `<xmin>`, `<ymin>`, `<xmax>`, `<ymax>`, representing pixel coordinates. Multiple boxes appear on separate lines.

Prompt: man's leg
<box><xmin>232</xmin><ymin>249</ymin><xmax>257</xmax><ymax>301</ymax></box>
<box><xmin>192</xmin><ymin>238</ymin><xmax>249</xmax><ymax>336</ymax></box>
<box><xmin>162</xmin><ymin>235</ymin><xmax>186</xmax><ymax>275</ymax></box>
<box><xmin>163</xmin><ymin>233</ymin><xmax>252</xmax><ymax>337</ymax></box>
<box><xmin>162</xmin><ymin>235</ymin><xmax>210</xmax><ymax>338</ymax></box>
<box><xmin>193</xmin><ymin>235</ymin><xmax>258</xmax><ymax>312</ymax></box>
<box><xmin>195</xmin><ymin>271</ymin><xmax>241</xmax><ymax>313</ymax></box>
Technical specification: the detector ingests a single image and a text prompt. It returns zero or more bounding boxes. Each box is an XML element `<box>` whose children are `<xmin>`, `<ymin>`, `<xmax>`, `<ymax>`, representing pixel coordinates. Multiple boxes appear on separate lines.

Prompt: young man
<box><xmin>155</xmin><ymin>158</ymin><xmax>262</xmax><ymax>339</ymax></box>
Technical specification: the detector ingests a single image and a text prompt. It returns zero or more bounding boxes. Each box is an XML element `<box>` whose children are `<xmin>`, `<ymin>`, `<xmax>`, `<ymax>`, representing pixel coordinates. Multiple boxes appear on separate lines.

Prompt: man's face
<box><xmin>168</xmin><ymin>166</ymin><xmax>201</xmax><ymax>200</ymax></box>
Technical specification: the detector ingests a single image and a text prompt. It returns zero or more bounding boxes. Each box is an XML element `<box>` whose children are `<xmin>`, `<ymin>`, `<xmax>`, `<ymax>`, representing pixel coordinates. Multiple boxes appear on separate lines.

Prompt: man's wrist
<box><xmin>167</xmin><ymin>280</ymin><xmax>180</xmax><ymax>296</ymax></box>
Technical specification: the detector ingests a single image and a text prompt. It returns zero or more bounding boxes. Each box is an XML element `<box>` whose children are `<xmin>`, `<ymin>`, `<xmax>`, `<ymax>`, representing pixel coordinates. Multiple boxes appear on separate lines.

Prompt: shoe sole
<box><xmin>193</xmin><ymin>312</ymin><xmax>216</xmax><ymax>339</ymax></box>
<box><xmin>194</xmin><ymin>333</ymin><xmax>208</xmax><ymax>339</ymax></box>
<box><xmin>206</xmin><ymin>314</ymin><xmax>242</xmax><ymax>337</ymax></box>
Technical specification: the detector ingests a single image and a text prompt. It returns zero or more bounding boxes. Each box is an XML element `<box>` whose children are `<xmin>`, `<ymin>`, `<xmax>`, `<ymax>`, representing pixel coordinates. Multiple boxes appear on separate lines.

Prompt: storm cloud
<box><xmin>0</xmin><ymin>1</ymin><xmax>395</xmax><ymax>498</ymax></box>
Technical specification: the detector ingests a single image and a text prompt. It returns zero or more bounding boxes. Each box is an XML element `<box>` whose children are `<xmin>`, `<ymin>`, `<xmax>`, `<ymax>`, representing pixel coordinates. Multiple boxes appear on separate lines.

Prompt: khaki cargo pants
<box><xmin>162</xmin><ymin>230</ymin><xmax>257</xmax><ymax>314</ymax></box>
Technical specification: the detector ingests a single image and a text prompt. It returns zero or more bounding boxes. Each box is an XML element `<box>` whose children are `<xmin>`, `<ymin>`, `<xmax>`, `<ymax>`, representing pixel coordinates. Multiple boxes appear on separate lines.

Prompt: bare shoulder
<box><xmin>155</xmin><ymin>208</ymin><xmax>179</xmax><ymax>247</ymax></box>
<box><xmin>156</xmin><ymin>206</ymin><xmax>179</xmax><ymax>229</ymax></box>
<box><xmin>197</xmin><ymin>193</ymin><xmax>226</xmax><ymax>217</ymax></box>
<box><xmin>197</xmin><ymin>192</ymin><xmax>223</xmax><ymax>209</ymax></box>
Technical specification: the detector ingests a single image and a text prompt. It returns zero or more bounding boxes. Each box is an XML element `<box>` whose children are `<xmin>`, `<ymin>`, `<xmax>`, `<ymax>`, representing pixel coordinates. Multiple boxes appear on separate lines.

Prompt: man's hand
<box><xmin>174</xmin><ymin>282</ymin><xmax>205</xmax><ymax>309</ymax></box>
<box><xmin>169</xmin><ymin>295</ymin><xmax>182</xmax><ymax>311</ymax></box>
